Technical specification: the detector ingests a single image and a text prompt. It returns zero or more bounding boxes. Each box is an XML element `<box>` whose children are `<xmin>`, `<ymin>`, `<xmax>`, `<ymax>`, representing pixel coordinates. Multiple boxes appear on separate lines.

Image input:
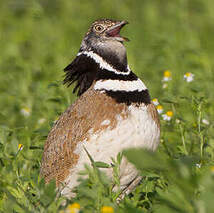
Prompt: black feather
<box><xmin>105</xmin><ymin>90</ymin><xmax>151</xmax><ymax>105</ymax></box>
<box><xmin>63</xmin><ymin>54</ymin><xmax>98</xmax><ymax>96</ymax></box>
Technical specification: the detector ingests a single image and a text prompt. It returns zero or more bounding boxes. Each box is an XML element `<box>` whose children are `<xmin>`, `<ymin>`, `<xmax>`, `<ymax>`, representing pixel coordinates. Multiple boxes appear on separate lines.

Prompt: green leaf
<box><xmin>94</xmin><ymin>161</ymin><xmax>111</xmax><ymax>168</ymax></box>
<box><xmin>83</xmin><ymin>147</ymin><xmax>95</xmax><ymax>164</ymax></box>
<box><xmin>123</xmin><ymin>148</ymin><xmax>168</xmax><ymax>172</ymax></box>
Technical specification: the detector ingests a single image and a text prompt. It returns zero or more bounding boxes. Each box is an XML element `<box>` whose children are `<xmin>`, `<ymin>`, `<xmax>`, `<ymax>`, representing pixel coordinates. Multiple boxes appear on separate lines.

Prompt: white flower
<box><xmin>162</xmin><ymin>70</ymin><xmax>172</xmax><ymax>82</ymax></box>
<box><xmin>38</xmin><ymin>118</ymin><xmax>46</xmax><ymax>124</ymax></box>
<box><xmin>175</xmin><ymin>119</ymin><xmax>180</xmax><ymax>124</ymax></box>
<box><xmin>184</xmin><ymin>72</ymin><xmax>194</xmax><ymax>82</ymax></box>
<box><xmin>162</xmin><ymin>83</ymin><xmax>168</xmax><ymax>89</ymax></box>
<box><xmin>162</xmin><ymin>111</ymin><xmax>173</xmax><ymax>121</ymax></box>
<box><xmin>156</xmin><ymin>105</ymin><xmax>163</xmax><ymax>114</ymax></box>
<box><xmin>196</xmin><ymin>163</ymin><xmax>201</xmax><ymax>168</ymax></box>
<box><xmin>20</xmin><ymin>107</ymin><xmax>31</xmax><ymax>117</ymax></box>
<box><xmin>202</xmin><ymin>119</ymin><xmax>209</xmax><ymax>125</ymax></box>
<box><xmin>152</xmin><ymin>98</ymin><xmax>159</xmax><ymax>106</ymax></box>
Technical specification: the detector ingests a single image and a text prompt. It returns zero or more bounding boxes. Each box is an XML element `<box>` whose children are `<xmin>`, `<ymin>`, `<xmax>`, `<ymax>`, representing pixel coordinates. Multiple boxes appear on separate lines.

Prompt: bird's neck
<box><xmin>76</xmin><ymin>49</ymin><xmax>151</xmax><ymax>105</ymax></box>
<box><xmin>93</xmin><ymin>40</ymin><xmax>128</xmax><ymax>72</ymax></box>
<box><xmin>64</xmin><ymin>39</ymin><xmax>151</xmax><ymax>105</ymax></box>
<box><xmin>81</xmin><ymin>39</ymin><xmax>129</xmax><ymax>73</ymax></box>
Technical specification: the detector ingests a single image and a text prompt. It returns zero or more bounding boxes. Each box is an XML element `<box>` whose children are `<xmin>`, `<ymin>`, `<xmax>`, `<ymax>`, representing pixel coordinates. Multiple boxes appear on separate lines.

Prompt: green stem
<box><xmin>197</xmin><ymin>102</ymin><xmax>204</xmax><ymax>159</ymax></box>
<box><xmin>179</xmin><ymin>124</ymin><xmax>188</xmax><ymax>155</ymax></box>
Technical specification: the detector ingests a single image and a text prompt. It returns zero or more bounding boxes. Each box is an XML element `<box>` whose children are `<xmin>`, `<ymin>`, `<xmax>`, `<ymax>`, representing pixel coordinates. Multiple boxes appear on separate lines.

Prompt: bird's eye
<box><xmin>94</xmin><ymin>24</ymin><xmax>105</xmax><ymax>32</ymax></box>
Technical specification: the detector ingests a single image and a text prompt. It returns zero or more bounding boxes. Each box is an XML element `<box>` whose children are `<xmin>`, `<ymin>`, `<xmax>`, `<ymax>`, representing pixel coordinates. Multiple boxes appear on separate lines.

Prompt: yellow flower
<box><xmin>162</xmin><ymin>111</ymin><xmax>173</xmax><ymax>121</ymax></box>
<box><xmin>164</xmin><ymin>70</ymin><xmax>171</xmax><ymax>77</ymax></box>
<box><xmin>210</xmin><ymin>166</ymin><xmax>214</xmax><ymax>173</ymax></box>
<box><xmin>166</xmin><ymin>111</ymin><xmax>173</xmax><ymax>117</ymax></box>
<box><xmin>163</xmin><ymin>70</ymin><xmax>172</xmax><ymax>82</ymax></box>
<box><xmin>18</xmin><ymin>144</ymin><xmax>23</xmax><ymax>151</ymax></box>
<box><xmin>101</xmin><ymin>206</ymin><xmax>114</xmax><ymax>213</ymax></box>
<box><xmin>185</xmin><ymin>72</ymin><xmax>191</xmax><ymax>77</ymax></box>
<box><xmin>66</xmin><ymin>203</ymin><xmax>80</xmax><ymax>213</ymax></box>
<box><xmin>156</xmin><ymin>105</ymin><xmax>163</xmax><ymax>114</ymax></box>
<box><xmin>152</xmin><ymin>98</ymin><xmax>159</xmax><ymax>106</ymax></box>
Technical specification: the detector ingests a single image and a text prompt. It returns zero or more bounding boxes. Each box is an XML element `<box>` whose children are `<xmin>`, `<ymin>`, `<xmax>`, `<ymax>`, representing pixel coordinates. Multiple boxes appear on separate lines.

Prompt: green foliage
<box><xmin>124</xmin><ymin>149</ymin><xmax>214</xmax><ymax>213</ymax></box>
<box><xmin>0</xmin><ymin>0</ymin><xmax>214</xmax><ymax>212</ymax></box>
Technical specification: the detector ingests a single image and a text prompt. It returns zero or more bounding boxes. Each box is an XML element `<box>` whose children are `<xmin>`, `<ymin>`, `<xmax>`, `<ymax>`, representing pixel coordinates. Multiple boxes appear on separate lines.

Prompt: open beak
<box><xmin>106</xmin><ymin>20</ymin><xmax>129</xmax><ymax>42</ymax></box>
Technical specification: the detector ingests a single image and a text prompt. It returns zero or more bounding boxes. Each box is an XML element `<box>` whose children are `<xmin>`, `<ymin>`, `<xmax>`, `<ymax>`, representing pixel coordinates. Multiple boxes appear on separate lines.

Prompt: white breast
<box><xmin>61</xmin><ymin>104</ymin><xmax>160</xmax><ymax>197</ymax></box>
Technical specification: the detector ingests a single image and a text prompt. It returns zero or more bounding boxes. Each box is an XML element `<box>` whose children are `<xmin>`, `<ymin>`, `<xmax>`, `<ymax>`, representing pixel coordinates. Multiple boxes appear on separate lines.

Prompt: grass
<box><xmin>0</xmin><ymin>0</ymin><xmax>214</xmax><ymax>212</ymax></box>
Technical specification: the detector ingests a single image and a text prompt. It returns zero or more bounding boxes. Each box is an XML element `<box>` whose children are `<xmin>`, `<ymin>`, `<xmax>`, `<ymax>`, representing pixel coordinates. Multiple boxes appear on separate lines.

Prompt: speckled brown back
<box><xmin>40</xmin><ymin>86</ymin><xmax>128</xmax><ymax>185</ymax></box>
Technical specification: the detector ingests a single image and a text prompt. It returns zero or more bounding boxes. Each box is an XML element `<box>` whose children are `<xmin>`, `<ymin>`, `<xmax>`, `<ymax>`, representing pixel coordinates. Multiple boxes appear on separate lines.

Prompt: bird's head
<box><xmin>86</xmin><ymin>19</ymin><xmax>129</xmax><ymax>42</ymax></box>
<box><xmin>80</xmin><ymin>19</ymin><xmax>127</xmax><ymax>49</ymax></box>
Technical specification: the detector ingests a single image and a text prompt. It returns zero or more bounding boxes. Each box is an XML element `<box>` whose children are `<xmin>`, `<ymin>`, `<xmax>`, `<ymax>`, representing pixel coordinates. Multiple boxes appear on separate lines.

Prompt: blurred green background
<box><xmin>1</xmin><ymin>0</ymin><xmax>214</xmax><ymax>212</ymax></box>
<box><xmin>1</xmin><ymin>0</ymin><xmax>214</xmax><ymax>129</ymax></box>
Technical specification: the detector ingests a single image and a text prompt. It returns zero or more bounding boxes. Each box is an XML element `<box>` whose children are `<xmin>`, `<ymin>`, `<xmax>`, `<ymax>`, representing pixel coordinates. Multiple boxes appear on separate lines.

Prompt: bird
<box><xmin>40</xmin><ymin>18</ymin><xmax>160</xmax><ymax>198</ymax></box>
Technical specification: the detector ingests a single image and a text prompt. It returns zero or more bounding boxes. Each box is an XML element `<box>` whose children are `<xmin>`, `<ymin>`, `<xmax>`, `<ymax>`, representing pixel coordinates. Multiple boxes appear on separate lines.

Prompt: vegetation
<box><xmin>0</xmin><ymin>0</ymin><xmax>214</xmax><ymax>212</ymax></box>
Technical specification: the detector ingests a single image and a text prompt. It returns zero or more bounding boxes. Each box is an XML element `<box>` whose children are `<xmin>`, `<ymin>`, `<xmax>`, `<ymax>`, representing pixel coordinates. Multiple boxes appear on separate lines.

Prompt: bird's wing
<box><xmin>40</xmin><ymin>88</ymin><xmax>127</xmax><ymax>185</ymax></box>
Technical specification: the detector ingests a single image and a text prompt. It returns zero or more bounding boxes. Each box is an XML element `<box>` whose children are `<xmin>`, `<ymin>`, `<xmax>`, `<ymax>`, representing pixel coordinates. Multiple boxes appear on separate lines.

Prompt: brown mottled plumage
<box><xmin>41</xmin><ymin>86</ymin><xmax>159</xmax><ymax>185</ymax></box>
<box><xmin>41</xmin><ymin>86</ymin><xmax>128</xmax><ymax>185</ymax></box>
